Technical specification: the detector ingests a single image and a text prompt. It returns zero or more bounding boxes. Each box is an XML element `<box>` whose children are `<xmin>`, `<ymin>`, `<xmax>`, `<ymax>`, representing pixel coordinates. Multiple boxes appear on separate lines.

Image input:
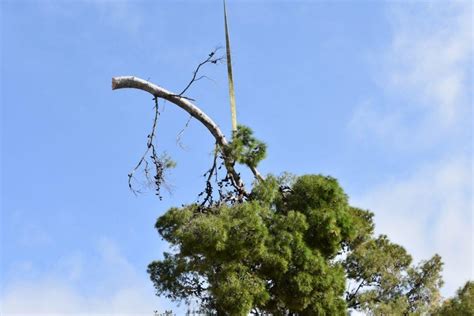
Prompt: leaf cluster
<box><xmin>225</xmin><ymin>125</ymin><xmax>267</xmax><ymax>168</ymax></box>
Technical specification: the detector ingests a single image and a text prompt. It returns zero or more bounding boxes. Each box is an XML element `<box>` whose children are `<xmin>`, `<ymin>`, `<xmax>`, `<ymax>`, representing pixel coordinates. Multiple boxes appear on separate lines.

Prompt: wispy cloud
<box><xmin>387</xmin><ymin>1</ymin><xmax>472</xmax><ymax>125</ymax></box>
<box><xmin>350</xmin><ymin>1</ymin><xmax>472</xmax><ymax>148</ymax></box>
<box><xmin>1</xmin><ymin>279</ymin><xmax>158</xmax><ymax>315</ymax></box>
<box><xmin>350</xmin><ymin>0</ymin><xmax>473</xmax><ymax>298</ymax></box>
<box><xmin>0</xmin><ymin>238</ymin><xmax>165</xmax><ymax>315</ymax></box>
<box><xmin>352</xmin><ymin>156</ymin><xmax>473</xmax><ymax>297</ymax></box>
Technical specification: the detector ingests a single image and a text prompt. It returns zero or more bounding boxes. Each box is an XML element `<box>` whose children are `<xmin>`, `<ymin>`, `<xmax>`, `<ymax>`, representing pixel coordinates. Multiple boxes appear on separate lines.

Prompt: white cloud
<box><xmin>350</xmin><ymin>1</ymin><xmax>472</xmax><ymax>148</ymax></box>
<box><xmin>352</xmin><ymin>156</ymin><xmax>473</xmax><ymax>297</ymax></box>
<box><xmin>0</xmin><ymin>238</ymin><xmax>167</xmax><ymax>315</ymax></box>
<box><xmin>348</xmin><ymin>1</ymin><xmax>473</xmax><ymax>298</ymax></box>
<box><xmin>387</xmin><ymin>1</ymin><xmax>472</xmax><ymax>125</ymax></box>
<box><xmin>1</xmin><ymin>279</ymin><xmax>159</xmax><ymax>315</ymax></box>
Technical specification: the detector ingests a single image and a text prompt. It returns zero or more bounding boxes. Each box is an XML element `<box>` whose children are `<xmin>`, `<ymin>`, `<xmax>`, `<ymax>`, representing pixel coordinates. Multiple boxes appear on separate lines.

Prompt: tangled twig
<box><xmin>197</xmin><ymin>144</ymin><xmax>219</xmax><ymax>209</ymax></box>
<box><xmin>128</xmin><ymin>97</ymin><xmax>169</xmax><ymax>199</ymax></box>
<box><xmin>197</xmin><ymin>145</ymin><xmax>244</xmax><ymax>211</ymax></box>
<box><xmin>114</xmin><ymin>46</ymin><xmax>259</xmax><ymax>201</ymax></box>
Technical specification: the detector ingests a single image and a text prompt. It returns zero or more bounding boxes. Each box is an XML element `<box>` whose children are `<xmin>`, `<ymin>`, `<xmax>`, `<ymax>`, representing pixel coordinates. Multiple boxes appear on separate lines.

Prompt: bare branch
<box><xmin>346</xmin><ymin>280</ymin><xmax>366</xmax><ymax>308</ymax></box>
<box><xmin>112</xmin><ymin>76</ymin><xmax>262</xmax><ymax>195</ymax></box>
<box><xmin>128</xmin><ymin>97</ymin><xmax>161</xmax><ymax>195</ymax></box>
<box><xmin>176</xmin><ymin>115</ymin><xmax>193</xmax><ymax>150</ymax></box>
<box><xmin>198</xmin><ymin>144</ymin><xmax>219</xmax><ymax>209</ymax></box>
<box><xmin>176</xmin><ymin>48</ymin><xmax>224</xmax><ymax>97</ymax></box>
<box><xmin>126</xmin><ymin>97</ymin><xmax>175</xmax><ymax>199</ymax></box>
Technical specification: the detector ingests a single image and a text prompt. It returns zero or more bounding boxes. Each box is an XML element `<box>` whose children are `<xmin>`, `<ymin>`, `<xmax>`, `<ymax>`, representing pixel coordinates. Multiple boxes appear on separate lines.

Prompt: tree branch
<box><xmin>346</xmin><ymin>280</ymin><xmax>365</xmax><ymax>308</ymax></box>
<box><xmin>127</xmin><ymin>97</ymin><xmax>161</xmax><ymax>195</ymax></box>
<box><xmin>112</xmin><ymin>76</ymin><xmax>263</xmax><ymax>194</ymax></box>
<box><xmin>176</xmin><ymin>48</ymin><xmax>224</xmax><ymax>97</ymax></box>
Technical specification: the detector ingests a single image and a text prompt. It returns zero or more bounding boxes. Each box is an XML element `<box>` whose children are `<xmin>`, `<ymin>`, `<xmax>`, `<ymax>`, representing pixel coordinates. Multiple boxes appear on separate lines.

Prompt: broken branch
<box><xmin>112</xmin><ymin>76</ymin><xmax>264</xmax><ymax>195</ymax></box>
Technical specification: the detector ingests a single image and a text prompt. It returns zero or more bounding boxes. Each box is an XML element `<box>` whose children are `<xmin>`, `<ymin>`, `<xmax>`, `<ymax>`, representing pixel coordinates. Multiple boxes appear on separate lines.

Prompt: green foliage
<box><xmin>284</xmin><ymin>175</ymin><xmax>355</xmax><ymax>258</ymax></box>
<box><xmin>161</xmin><ymin>153</ymin><xmax>177</xmax><ymax>169</ymax></box>
<box><xmin>345</xmin><ymin>207</ymin><xmax>374</xmax><ymax>249</ymax></box>
<box><xmin>148</xmin><ymin>174</ymin><xmax>449</xmax><ymax>315</ymax></box>
<box><xmin>344</xmin><ymin>235</ymin><xmax>444</xmax><ymax>315</ymax></box>
<box><xmin>225</xmin><ymin>125</ymin><xmax>267</xmax><ymax>168</ymax></box>
<box><xmin>149</xmin><ymin>175</ymin><xmax>353</xmax><ymax>315</ymax></box>
<box><xmin>433</xmin><ymin>281</ymin><xmax>474</xmax><ymax>316</ymax></box>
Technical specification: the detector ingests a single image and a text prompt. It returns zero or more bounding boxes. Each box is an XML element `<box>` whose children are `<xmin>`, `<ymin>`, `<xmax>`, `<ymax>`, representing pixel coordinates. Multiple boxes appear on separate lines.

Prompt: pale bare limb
<box><xmin>112</xmin><ymin>76</ymin><xmax>264</xmax><ymax>194</ymax></box>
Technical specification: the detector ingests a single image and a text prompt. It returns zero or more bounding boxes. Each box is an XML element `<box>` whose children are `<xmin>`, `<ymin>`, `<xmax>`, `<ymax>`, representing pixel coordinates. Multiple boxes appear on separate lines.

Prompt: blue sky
<box><xmin>1</xmin><ymin>0</ymin><xmax>472</xmax><ymax>314</ymax></box>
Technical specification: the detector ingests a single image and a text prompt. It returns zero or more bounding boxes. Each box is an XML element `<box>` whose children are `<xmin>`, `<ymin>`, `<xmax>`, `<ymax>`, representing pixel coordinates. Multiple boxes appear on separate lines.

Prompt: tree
<box><xmin>433</xmin><ymin>281</ymin><xmax>474</xmax><ymax>316</ymax></box>
<box><xmin>146</xmin><ymin>171</ymin><xmax>446</xmax><ymax>315</ymax></box>
<box><xmin>111</xmin><ymin>3</ymin><xmax>468</xmax><ymax>315</ymax></box>
<box><xmin>148</xmin><ymin>174</ymin><xmax>351</xmax><ymax>315</ymax></box>
<box><xmin>111</xmin><ymin>54</ymin><xmax>450</xmax><ymax>316</ymax></box>
<box><xmin>345</xmin><ymin>235</ymin><xmax>443</xmax><ymax>315</ymax></box>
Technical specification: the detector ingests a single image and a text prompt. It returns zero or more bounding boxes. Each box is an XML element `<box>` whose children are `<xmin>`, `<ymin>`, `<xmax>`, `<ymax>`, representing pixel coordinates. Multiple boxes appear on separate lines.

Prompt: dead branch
<box><xmin>176</xmin><ymin>115</ymin><xmax>193</xmax><ymax>150</ymax></box>
<box><xmin>176</xmin><ymin>48</ymin><xmax>224</xmax><ymax>97</ymax></box>
<box><xmin>112</xmin><ymin>76</ymin><xmax>263</xmax><ymax>196</ymax></box>
<box><xmin>127</xmin><ymin>97</ymin><xmax>172</xmax><ymax>199</ymax></box>
<box><xmin>175</xmin><ymin>49</ymin><xmax>221</xmax><ymax>150</ymax></box>
<box><xmin>176</xmin><ymin>47</ymin><xmax>224</xmax><ymax>149</ymax></box>
<box><xmin>127</xmin><ymin>97</ymin><xmax>160</xmax><ymax>195</ymax></box>
<box><xmin>198</xmin><ymin>144</ymin><xmax>219</xmax><ymax>208</ymax></box>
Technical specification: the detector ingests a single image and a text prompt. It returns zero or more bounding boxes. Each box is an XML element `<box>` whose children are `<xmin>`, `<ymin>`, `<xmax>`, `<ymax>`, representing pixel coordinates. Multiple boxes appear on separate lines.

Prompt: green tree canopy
<box><xmin>147</xmin><ymin>131</ymin><xmax>452</xmax><ymax>315</ymax></box>
<box><xmin>433</xmin><ymin>281</ymin><xmax>474</xmax><ymax>316</ymax></box>
<box><xmin>344</xmin><ymin>235</ymin><xmax>443</xmax><ymax>315</ymax></box>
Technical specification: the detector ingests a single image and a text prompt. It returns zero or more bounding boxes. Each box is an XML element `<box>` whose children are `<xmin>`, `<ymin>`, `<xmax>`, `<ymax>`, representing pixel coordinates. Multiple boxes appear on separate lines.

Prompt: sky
<box><xmin>1</xmin><ymin>0</ymin><xmax>472</xmax><ymax>315</ymax></box>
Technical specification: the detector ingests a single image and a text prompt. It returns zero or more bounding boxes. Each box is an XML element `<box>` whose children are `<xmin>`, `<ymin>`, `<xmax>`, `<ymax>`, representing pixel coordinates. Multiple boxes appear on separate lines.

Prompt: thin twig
<box><xmin>128</xmin><ymin>97</ymin><xmax>161</xmax><ymax>195</ymax></box>
<box><xmin>177</xmin><ymin>48</ymin><xmax>224</xmax><ymax>97</ymax></box>
<box><xmin>174</xmin><ymin>49</ymin><xmax>222</xmax><ymax>150</ymax></box>
<box><xmin>176</xmin><ymin>115</ymin><xmax>193</xmax><ymax>150</ymax></box>
<box><xmin>346</xmin><ymin>280</ymin><xmax>365</xmax><ymax>307</ymax></box>
<box><xmin>112</xmin><ymin>74</ymin><xmax>258</xmax><ymax>197</ymax></box>
<box><xmin>198</xmin><ymin>144</ymin><xmax>219</xmax><ymax>209</ymax></box>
